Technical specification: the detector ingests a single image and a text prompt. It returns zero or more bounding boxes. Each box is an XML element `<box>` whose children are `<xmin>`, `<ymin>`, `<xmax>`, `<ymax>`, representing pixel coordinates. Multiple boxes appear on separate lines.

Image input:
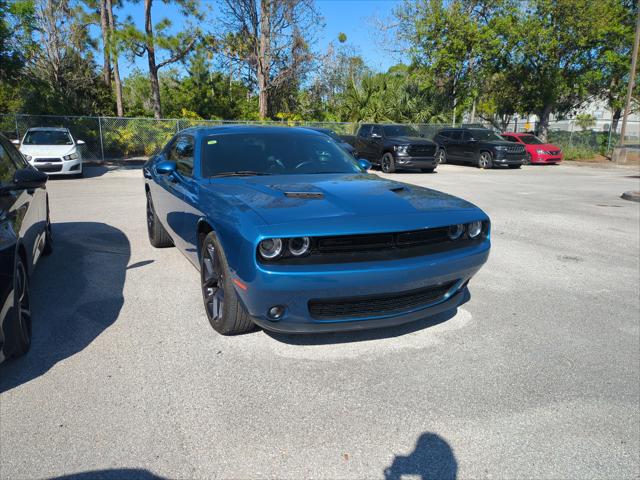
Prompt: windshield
<box><xmin>518</xmin><ymin>134</ymin><xmax>544</xmax><ymax>145</ymax></box>
<box><xmin>470</xmin><ymin>130</ymin><xmax>505</xmax><ymax>141</ymax></box>
<box><xmin>23</xmin><ymin>130</ymin><xmax>73</xmax><ymax>145</ymax></box>
<box><xmin>315</xmin><ymin>129</ymin><xmax>341</xmax><ymax>142</ymax></box>
<box><xmin>382</xmin><ymin>125</ymin><xmax>420</xmax><ymax>137</ymax></box>
<box><xmin>202</xmin><ymin>133</ymin><xmax>363</xmax><ymax>177</ymax></box>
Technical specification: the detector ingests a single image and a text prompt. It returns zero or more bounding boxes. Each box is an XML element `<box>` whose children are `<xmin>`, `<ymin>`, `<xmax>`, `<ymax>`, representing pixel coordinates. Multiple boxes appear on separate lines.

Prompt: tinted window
<box><xmin>469</xmin><ymin>129</ymin><xmax>505</xmax><ymax>141</ymax></box>
<box><xmin>501</xmin><ymin>135</ymin><xmax>519</xmax><ymax>142</ymax></box>
<box><xmin>382</xmin><ymin>125</ymin><xmax>419</xmax><ymax>137</ymax></box>
<box><xmin>358</xmin><ymin>125</ymin><xmax>372</xmax><ymax>138</ymax></box>
<box><xmin>0</xmin><ymin>142</ymin><xmax>18</xmax><ymax>184</ymax></box>
<box><xmin>451</xmin><ymin>130</ymin><xmax>463</xmax><ymax>141</ymax></box>
<box><xmin>438</xmin><ymin>130</ymin><xmax>452</xmax><ymax>138</ymax></box>
<box><xmin>519</xmin><ymin>134</ymin><xmax>545</xmax><ymax>145</ymax></box>
<box><xmin>23</xmin><ymin>130</ymin><xmax>73</xmax><ymax>145</ymax></box>
<box><xmin>169</xmin><ymin>135</ymin><xmax>194</xmax><ymax>176</ymax></box>
<box><xmin>462</xmin><ymin>131</ymin><xmax>473</xmax><ymax>141</ymax></box>
<box><xmin>371</xmin><ymin>125</ymin><xmax>383</xmax><ymax>137</ymax></box>
<box><xmin>201</xmin><ymin>133</ymin><xmax>362</xmax><ymax>177</ymax></box>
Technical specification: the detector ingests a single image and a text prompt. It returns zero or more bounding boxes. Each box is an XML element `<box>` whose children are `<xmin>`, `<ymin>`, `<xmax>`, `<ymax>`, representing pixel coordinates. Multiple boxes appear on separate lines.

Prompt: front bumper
<box><xmin>394</xmin><ymin>155</ymin><xmax>438</xmax><ymax>169</ymax></box>
<box><xmin>493</xmin><ymin>152</ymin><xmax>524</xmax><ymax>165</ymax></box>
<box><xmin>235</xmin><ymin>241</ymin><xmax>490</xmax><ymax>333</ymax></box>
<box><xmin>29</xmin><ymin>157</ymin><xmax>82</xmax><ymax>175</ymax></box>
<box><xmin>532</xmin><ymin>153</ymin><xmax>563</xmax><ymax>164</ymax></box>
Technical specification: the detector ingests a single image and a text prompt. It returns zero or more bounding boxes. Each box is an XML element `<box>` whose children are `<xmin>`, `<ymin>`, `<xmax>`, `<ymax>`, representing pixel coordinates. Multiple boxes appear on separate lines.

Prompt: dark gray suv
<box><xmin>434</xmin><ymin>128</ymin><xmax>525</xmax><ymax>169</ymax></box>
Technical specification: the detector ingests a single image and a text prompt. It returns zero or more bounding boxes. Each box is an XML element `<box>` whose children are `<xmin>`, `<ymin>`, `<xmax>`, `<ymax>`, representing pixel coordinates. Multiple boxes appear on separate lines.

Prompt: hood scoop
<box><xmin>284</xmin><ymin>191</ymin><xmax>325</xmax><ymax>199</ymax></box>
<box><xmin>390</xmin><ymin>185</ymin><xmax>408</xmax><ymax>194</ymax></box>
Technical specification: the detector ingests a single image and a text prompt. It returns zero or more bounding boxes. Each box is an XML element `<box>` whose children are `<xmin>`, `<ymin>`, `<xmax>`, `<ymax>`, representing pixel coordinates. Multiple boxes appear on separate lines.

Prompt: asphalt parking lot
<box><xmin>0</xmin><ymin>162</ymin><xmax>639</xmax><ymax>479</ymax></box>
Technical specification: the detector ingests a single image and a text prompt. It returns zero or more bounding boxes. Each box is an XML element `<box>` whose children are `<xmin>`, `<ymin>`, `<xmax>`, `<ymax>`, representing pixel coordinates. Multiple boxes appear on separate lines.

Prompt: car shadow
<box><xmin>49</xmin><ymin>469</ymin><xmax>165</xmax><ymax>480</ymax></box>
<box><xmin>0</xmin><ymin>222</ymin><xmax>129</xmax><ymax>394</ymax></box>
<box><xmin>264</xmin><ymin>289</ymin><xmax>470</xmax><ymax>346</ymax></box>
<box><xmin>384</xmin><ymin>432</ymin><xmax>458</xmax><ymax>480</ymax></box>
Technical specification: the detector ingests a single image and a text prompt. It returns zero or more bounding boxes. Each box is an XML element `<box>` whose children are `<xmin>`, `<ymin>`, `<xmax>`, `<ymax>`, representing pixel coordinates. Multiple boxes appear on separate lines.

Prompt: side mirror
<box><xmin>357</xmin><ymin>159</ymin><xmax>372</xmax><ymax>171</ymax></box>
<box><xmin>156</xmin><ymin>160</ymin><xmax>177</xmax><ymax>175</ymax></box>
<box><xmin>6</xmin><ymin>168</ymin><xmax>48</xmax><ymax>192</ymax></box>
<box><xmin>468</xmin><ymin>138</ymin><xmax>477</xmax><ymax>143</ymax></box>
<box><xmin>76</xmin><ymin>140</ymin><xmax>86</xmax><ymax>145</ymax></box>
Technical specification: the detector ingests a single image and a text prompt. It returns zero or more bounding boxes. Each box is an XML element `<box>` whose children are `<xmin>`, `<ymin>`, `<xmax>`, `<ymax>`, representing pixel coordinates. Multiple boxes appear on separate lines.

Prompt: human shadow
<box><xmin>49</xmin><ymin>469</ymin><xmax>165</xmax><ymax>480</ymax></box>
<box><xmin>384</xmin><ymin>432</ymin><xmax>457</xmax><ymax>480</ymax></box>
<box><xmin>265</xmin><ymin>288</ymin><xmax>470</xmax><ymax>346</ymax></box>
<box><xmin>0</xmin><ymin>222</ymin><xmax>129</xmax><ymax>393</ymax></box>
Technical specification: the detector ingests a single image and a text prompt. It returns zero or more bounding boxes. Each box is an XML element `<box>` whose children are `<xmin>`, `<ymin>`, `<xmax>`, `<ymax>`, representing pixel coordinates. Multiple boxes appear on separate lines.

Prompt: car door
<box><xmin>459</xmin><ymin>131</ymin><xmax>477</xmax><ymax>163</ymax></box>
<box><xmin>447</xmin><ymin>130</ymin><xmax>463</xmax><ymax>160</ymax></box>
<box><xmin>354</xmin><ymin>125</ymin><xmax>373</xmax><ymax>160</ymax></box>
<box><xmin>370</xmin><ymin>125</ymin><xmax>384</xmax><ymax>161</ymax></box>
<box><xmin>164</xmin><ymin>135</ymin><xmax>201</xmax><ymax>262</ymax></box>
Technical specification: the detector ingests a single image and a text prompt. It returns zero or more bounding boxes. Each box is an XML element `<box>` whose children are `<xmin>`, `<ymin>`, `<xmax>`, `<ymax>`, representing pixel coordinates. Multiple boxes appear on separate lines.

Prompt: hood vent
<box><xmin>284</xmin><ymin>191</ymin><xmax>324</xmax><ymax>199</ymax></box>
<box><xmin>390</xmin><ymin>186</ymin><xmax>407</xmax><ymax>193</ymax></box>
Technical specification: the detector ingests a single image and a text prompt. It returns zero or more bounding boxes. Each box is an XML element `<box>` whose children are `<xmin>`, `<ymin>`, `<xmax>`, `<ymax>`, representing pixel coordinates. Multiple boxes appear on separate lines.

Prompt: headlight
<box><xmin>23</xmin><ymin>154</ymin><xmax>32</xmax><ymax>162</ymax></box>
<box><xmin>468</xmin><ymin>221</ymin><xmax>482</xmax><ymax>239</ymax></box>
<box><xmin>64</xmin><ymin>152</ymin><xmax>79</xmax><ymax>161</ymax></box>
<box><xmin>258</xmin><ymin>238</ymin><xmax>283</xmax><ymax>259</ymax></box>
<box><xmin>495</xmin><ymin>146</ymin><xmax>508</xmax><ymax>151</ymax></box>
<box><xmin>447</xmin><ymin>224</ymin><xmax>465</xmax><ymax>240</ymax></box>
<box><xmin>394</xmin><ymin>145</ymin><xmax>409</xmax><ymax>154</ymax></box>
<box><xmin>536</xmin><ymin>149</ymin><xmax>549</xmax><ymax>155</ymax></box>
<box><xmin>288</xmin><ymin>237</ymin><xmax>311</xmax><ymax>256</ymax></box>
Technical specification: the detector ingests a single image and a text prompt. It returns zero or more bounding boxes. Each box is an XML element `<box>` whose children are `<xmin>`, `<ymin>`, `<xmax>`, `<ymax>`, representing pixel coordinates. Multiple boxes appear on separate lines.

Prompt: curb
<box><xmin>621</xmin><ymin>191</ymin><xmax>640</xmax><ymax>202</ymax></box>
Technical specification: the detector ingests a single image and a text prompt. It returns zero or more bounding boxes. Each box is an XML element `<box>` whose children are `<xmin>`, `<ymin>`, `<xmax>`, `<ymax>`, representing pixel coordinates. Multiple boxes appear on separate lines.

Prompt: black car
<box><xmin>434</xmin><ymin>127</ymin><xmax>525</xmax><ymax>169</ymax></box>
<box><xmin>0</xmin><ymin>134</ymin><xmax>51</xmax><ymax>362</ymax></box>
<box><xmin>354</xmin><ymin>124</ymin><xmax>438</xmax><ymax>173</ymax></box>
<box><xmin>302</xmin><ymin>127</ymin><xmax>357</xmax><ymax>156</ymax></box>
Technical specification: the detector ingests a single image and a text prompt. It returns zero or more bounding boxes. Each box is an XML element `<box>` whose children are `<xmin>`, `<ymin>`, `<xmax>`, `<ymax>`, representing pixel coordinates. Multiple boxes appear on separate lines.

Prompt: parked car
<box><xmin>302</xmin><ymin>127</ymin><xmax>357</xmax><ymax>156</ymax></box>
<box><xmin>434</xmin><ymin>127</ymin><xmax>525</xmax><ymax>169</ymax></box>
<box><xmin>353</xmin><ymin>124</ymin><xmax>438</xmax><ymax>173</ymax></box>
<box><xmin>501</xmin><ymin>132</ymin><xmax>563</xmax><ymax>164</ymax></box>
<box><xmin>143</xmin><ymin>126</ymin><xmax>490</xmax><ymax>335</ymax></box>
<box><xmin>13</xmin><ymin>127</ymin><xmax>85</xmax><ymax>177</ymax></box>
<box><xmin>0</xmin><ymin>134</ymin><xmax>52</xmax><ymax>363</ymax></box>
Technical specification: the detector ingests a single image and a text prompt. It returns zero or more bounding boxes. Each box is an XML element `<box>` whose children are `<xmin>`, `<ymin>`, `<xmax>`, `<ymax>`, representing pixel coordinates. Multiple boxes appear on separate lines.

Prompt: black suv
<box><xmin>353</xmin><ymin>124</ymin><xmax>438</xmax><ymax>173</ymax></box>
<box><xmin>434</xmin><ymin>127</ymin><xmax>525</xmax><ymax>169</ymax></box>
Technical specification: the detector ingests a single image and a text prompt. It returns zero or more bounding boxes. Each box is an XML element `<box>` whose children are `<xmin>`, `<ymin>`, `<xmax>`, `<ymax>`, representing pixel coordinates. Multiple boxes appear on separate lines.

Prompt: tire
<box><xmin>381</xmin><ymin>153</ymin><xmax>396</xmax><ymax>173</ymax></box>
<box><xmin>436</xmin><ymin>149</ymin><xmax>447</xmax><ymax>164</ymax></box>
<box><xmin>477</xmin><ymin>152</ymin><xmax>493</xmax><ymax>169</ymax></box>
<box><xmin>146</xmin><ymin>190</ymin><xmax>173</xmax><ymax>248</ymax></box>
<box><xmin>200</xmin><ymin>232</ymin><xmax>254</xmax><ymax>335</ymax></box>
<box><xmin>42</xmin><ymin>207</ymin><xmax>53</xmax><ymax>256</ymax></box>
<box><xmin>12</xmin><ymin>256</ymin><xmax>32</xmax><ymax>357</ymax></box>
<box><xmin>508</xmin><ymin>164</ymin><xmax>522</xmax><ymax>169</ymax></box>
<box><xmin>420</xmin><ymin>168</ymin><xmax>435</xmax><ymax>173</ymax></box>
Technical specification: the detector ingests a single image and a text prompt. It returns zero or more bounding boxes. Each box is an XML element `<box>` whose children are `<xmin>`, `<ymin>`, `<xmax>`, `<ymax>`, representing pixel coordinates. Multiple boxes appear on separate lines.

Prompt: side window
<box><xmin>439</xmin><ymin>130</ymin><xmax>452</xmax><ymax>139</ymax></box>
<box><xmin>169</xmin><ymin>135</ymin><xmax>194</xmax><ymax>177</ymax></box>
<box><xmin>451</xmin><ymin>130</ymin><xmax>462</xmax><ymax>141</ymax></box>
<box><xmin>502</xmin><ymin>135</ymin><xmax>516</xmax><ymax>142</ymax></box>
<box><xmin>0</xmin><ymin>142</ymin><xmax>18</xmax><ymax>185</ymax></box>
<box><xmin>371</xmin><ymin>125</ymin><xmax>383</xmax><ymax>137</ymax></box>
<box><xmin>0</xmin><ymin>137</ymin><xmax>27</xmax><ymax>168</ymax></box>
<box><xmin>462</xmin><ymin>131</ymin><xmax>473</xmax><ymax>141</ymax></box>
<box><xmin>358</xmin><ymin>125</ymin><xmax>372</xmax><ymax>138</ymax></box>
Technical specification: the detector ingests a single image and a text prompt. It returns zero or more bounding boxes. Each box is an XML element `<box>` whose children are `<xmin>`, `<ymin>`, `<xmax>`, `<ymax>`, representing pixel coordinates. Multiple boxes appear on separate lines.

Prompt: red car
<box><xmin>501</xmin><ymin>132</ymin><xmax>563</xmax><ymax>164</ymax></box>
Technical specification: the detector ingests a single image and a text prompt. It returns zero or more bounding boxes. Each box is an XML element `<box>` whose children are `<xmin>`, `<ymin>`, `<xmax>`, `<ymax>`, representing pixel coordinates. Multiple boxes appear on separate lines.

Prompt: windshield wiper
<box><xmin>211</xmin><ymin>171</ymin><xmax>272</xmax><ymax>177</ymax></box>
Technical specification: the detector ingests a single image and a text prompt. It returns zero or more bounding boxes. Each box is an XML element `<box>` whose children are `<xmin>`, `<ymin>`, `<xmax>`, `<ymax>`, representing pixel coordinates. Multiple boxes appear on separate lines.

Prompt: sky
<box><xmin>111</xmin><ymin>0</ymin><xmax>405</xmax><ymax>78</ymax></box>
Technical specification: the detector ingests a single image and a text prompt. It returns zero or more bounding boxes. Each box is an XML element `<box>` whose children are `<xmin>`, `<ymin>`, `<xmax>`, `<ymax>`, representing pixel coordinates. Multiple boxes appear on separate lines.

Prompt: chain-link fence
<box><xmin>1</xmin><ymin>113</ymin><xmax>637</xmax><ymax>162</ymax></box>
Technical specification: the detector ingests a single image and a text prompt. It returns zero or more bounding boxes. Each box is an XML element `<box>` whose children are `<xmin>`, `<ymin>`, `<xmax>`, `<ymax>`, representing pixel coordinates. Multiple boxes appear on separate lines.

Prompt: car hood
<box><xmin>204</xmin><ymin>173</ymin><xmax>483</xmax><ymax>230</ymax></box>
<box><xmin>387</xmin><ymin>136</ymin><xmax>436</xmax><ymax>146</ymax></box>
<box><xmin>19</xmin><ymin>144</ymin><xmax>76</xmax><ymax>157</ymax></box>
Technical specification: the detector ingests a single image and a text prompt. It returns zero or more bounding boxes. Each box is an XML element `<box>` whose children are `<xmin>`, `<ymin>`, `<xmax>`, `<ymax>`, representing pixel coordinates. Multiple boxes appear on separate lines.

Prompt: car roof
<box><xmin>179</xmin><ymin>125</ymin><xmax>326</xmax><ymax>137</ymax></box>
<box><xmin>25</xmin><ymin>127</ymin><xmax>71</xmax><ymax>132</ymax></box>
<box><xmin>502</xmin><ymin>132</ymin><xmax>533</xmax><ymax>136</ymax></box>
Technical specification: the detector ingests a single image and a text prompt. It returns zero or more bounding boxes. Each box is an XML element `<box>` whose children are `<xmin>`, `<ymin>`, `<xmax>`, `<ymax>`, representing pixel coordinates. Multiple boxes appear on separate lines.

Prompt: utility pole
<box><xmin>614</xmin><ymin>6</ymin><xmax>640</xmax><ymax>162</ymax></box>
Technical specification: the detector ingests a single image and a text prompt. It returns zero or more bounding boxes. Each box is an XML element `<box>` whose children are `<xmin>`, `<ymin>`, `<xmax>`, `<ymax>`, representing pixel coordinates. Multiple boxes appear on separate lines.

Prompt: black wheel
<box><xmin>381</xmin><ymin>153</ymin><xmax>396</xmax><ymax>173</ymax></box>
<box><xmin>12</xmin><ymin>257</ymin><xmax>32</xmax><ymax>357</ymax></box>
<box><xmin>420</xmin><ymin>167</ymin><xmax>436</xmax><ymax>173</ymax></box>
<box><xmin>146</xmin><ymin>190</ymin><xmax>173</xmax><ymax>248</ymax></box>
<box><xmin>42</xmin><ymin>201</ymin><xmax>53</xmax><ymax>256</ymax></box>
<box><xmin>200</xmin><ymin>232</ymin><xmax>254</xmax><ymax>335</ymax></box>
<box><xmin>523</xmin><ymin>153</ymin><xmax>532</xmax><ymax>165</ymax></box>
<box><xmin>478</xmin><ymin>152</ymin><xmax>493</xmax><ymax>169</ymax></box>
<box><xmin>436</xmin><ymin>149</ymin><xmax>447</xmax><ymax>164</ymax></box>
<box><xmin>508</xmin><ymin>164</ymin><xmax>522</xmax><ymax>169</ymax></box>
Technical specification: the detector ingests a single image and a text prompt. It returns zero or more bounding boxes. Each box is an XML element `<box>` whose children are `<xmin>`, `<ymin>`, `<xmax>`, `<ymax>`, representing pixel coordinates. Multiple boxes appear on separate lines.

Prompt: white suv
<box><xmin>14</xmin><ymin>127</ymin><xmax>85</xmax><ymax>176</ymax></box>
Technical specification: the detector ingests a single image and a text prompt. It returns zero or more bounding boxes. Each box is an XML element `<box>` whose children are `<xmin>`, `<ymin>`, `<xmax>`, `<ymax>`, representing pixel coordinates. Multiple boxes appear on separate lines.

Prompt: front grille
<box><xmin>35</xmin><ymin>157</ymin><xmax>62</xmax><ymax>163</ymax></box>
<box><xmin>408</xmin><ymin>145</ymin><xmax>436</xmax><ymax>157</ymax></box>
<box><xmin>36</xmin><ymin>164</ymin><xmax>62</xmax><ymax>173</ymax></box>
<box><xmin>317</xmin><ymin>227</ymin><xmax>450</xmax><ymax>253</ymax></box>
<box><xmin>548</xmin><ymin>150</ymin><xmax>561</xmax><ymax>155</ymax></box>
<box><xmin>309</xmin><ymin>281</ymin><xmax>457</xmax><ymax>320</ymax></box>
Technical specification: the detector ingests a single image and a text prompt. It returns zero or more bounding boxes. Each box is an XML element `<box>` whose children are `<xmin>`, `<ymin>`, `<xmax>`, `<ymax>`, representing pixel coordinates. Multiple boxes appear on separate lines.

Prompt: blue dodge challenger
<box><xmin>143</xmin><ymin>126</ymin><xmax>490</xmax><ymax>334</ymax></box>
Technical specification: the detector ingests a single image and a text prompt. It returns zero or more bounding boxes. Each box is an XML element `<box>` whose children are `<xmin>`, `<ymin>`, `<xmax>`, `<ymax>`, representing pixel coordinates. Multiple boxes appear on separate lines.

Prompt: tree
<box><xmin>123</xmin><ymin>0</ymin><xmax>202</xmax><ymax>118</ymax></box>
<box><xmin>106</xmin><ymin>0</ymin><xmax>123</xmax><ymax>115</ymax></box>
<box><xmin>219</xmin><ymin>0</ymin><xmax>320</xmax><ymax>119</ymax></box>
<box><xmin>575</xmin><ymin>113</ymin><xmax>596</xmax><ymax>131</ymax></box>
